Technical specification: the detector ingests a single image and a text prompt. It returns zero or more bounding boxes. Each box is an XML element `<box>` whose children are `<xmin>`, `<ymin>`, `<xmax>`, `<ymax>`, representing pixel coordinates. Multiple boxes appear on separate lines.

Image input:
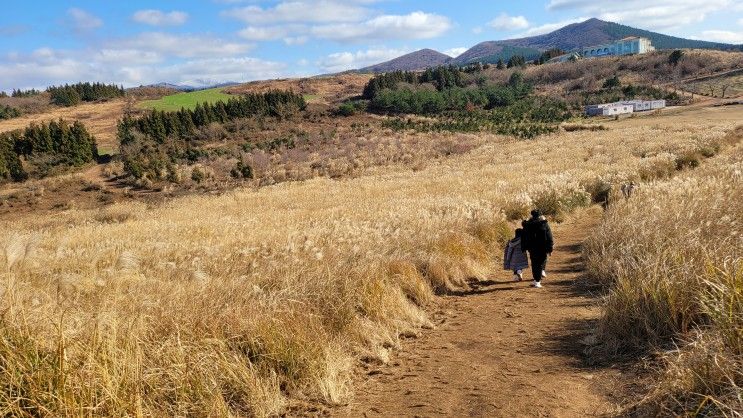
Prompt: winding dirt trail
<box><xmin>335</xmin><ymin>208</ymin><xmax>627</xmax><ymax>417</ymax></box>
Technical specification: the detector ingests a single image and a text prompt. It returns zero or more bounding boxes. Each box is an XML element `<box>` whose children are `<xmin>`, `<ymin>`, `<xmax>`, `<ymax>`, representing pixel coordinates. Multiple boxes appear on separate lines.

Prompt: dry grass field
<box><xmin>225</xmin><ymin>73</ymin><xmax>372</xmax><ymax>104</ymax></box>
<box><xmin>584</xmin><ymin>125</ymin><xmax>743</xmax><ymax>415</ymax></box>
<box><xmin>0</xmin><ymin>100</ymin><xmax>127</xmax><ymax>154</ymax></box>
<box><xmin>1</xmin><ymin>102</ymin><xmax>741</xmax><ymax>416</ymax></box>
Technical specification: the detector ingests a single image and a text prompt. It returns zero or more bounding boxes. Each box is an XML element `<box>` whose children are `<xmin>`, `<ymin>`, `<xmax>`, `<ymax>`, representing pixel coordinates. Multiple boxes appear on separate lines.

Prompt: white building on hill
<box><xmin>581</xmin><ymin>37</ymin><xmax>655</xmax><ymax>58</ymax></box>
<box><xmin>585</xmin><ymin>99</ymin><xmax>665</xmax><ymax>116</ymax></box>
<box><xmin>585</xmin><ymin>103</ymin><xmax>634</xmax><ymax>116</ymax></box>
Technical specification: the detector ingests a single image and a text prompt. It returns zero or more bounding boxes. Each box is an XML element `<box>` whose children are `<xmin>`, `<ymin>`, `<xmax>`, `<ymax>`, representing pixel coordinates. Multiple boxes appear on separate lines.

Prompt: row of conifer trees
<box><xmin>118</xmin><ymin>90</ymin><xmax>306</xmax><ymax>145</ymax></box>
<box><xmin>48</xmin><ymin>82</ymin><xmax>125</xmax><ymax>106</ymax></box>
<box><xmin>0</xmin><ymin>119</ymin><xmax>98</xmax><ymax>182</ymax></box>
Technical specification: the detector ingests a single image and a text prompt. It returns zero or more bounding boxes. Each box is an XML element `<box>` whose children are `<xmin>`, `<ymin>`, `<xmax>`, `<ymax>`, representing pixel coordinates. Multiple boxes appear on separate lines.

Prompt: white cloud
<box><xmin>224</xmin><ymin>1</ymin><xmax>371</xmax><ymax>24</ymax></box>
<box><xmin>738</xmin><ymin>18</ymin><xmax>743</xmax><ymax>25</ymax></box>
<box><xmin>546</xmin><ymin>0</ymin><xmax>732</xmax><ymax>30</ymax></box>
<box><xmin>472</xmin><ymin>26</ymin><xmax>483</xmax><ymax>34</ymax></box>
<box><xmin>150</xmin><ymin>57</ymin><xmax>288</xmax><ymax>86</ymax></box>
<box><xmin>489</xmin><ymin>13</ymin><xmax>530</xmax><ymax>31</ymax></box>
<box><xmin>702</xmin><ymin>30</ymin><xmax>743</xmax><ymax>43</ymax></box>
<box><xmin>238</xmin><ymin>25</ymin><xmax>294</xmax><ymax>40</ymax></box>
<box><xmin>133</xmin><ymin>10</ymin><xmax>189</xmax><ymax>26</ymax></box>
<box><xmin>444</xmin><ymin>47</ymin><xmax>467</xmax><ymax>57</ymax></box>
<box><xmin>0</xmin><ymin>48</ymin><xmax>289</xmax><ymax>90</ymax></box>
<box><xmin>311</xmin><ymin>11</ymin><xmax>452</xmax><ymax>42</ymax></box>
<box><xmin>283</xmin><ymin>36</ymin><xmax>308</xmax><ymax>45</ymax></box>
<box><xmin>112</xmin><ymin>32</ymin><xmax>254</xmax><ymax>58</ymax></box>
<box><xmin>517</xmin><ymin>17</ymin><xmax>589</xmax><ymax>37</ymax></box>
<box><xmin>318</xmin><ymin>47</ymin><xmax>410</xmax><ymax>72</ymax></box>
<box><xmin>66</xmin><ymin>8</ymin><xmax>103</xmax><ymax>33</ymax></box>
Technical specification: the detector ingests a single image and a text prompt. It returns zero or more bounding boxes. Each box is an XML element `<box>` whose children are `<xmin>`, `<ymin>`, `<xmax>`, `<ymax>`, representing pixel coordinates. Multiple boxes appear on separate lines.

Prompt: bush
<box><xmin>0</xmin><ymin>104</ymin><xmax>21</xmax><ymax>120</ymax></box>
<box><xmin>231</xmin><ymin>161</ymin><xmax>253</xmax><ymax>179</ymax></box>
<box><xmin>335</xmin><ymin>103</ymin><xmax>356</xmax><ymax>117</ymax></box>
<box><xmin>191</xmin><ymin>167</ymin><xmax>205</xmax><ymax>183</ymax></box>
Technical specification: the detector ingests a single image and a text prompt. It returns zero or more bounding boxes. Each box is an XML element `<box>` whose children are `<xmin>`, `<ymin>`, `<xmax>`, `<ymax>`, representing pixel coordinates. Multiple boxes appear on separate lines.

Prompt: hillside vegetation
<box><xmin>444</xmin><ymin>18</ymin><xmax>738</xmax><ymax>66</ymax></box>
<box><xmin>1</xmin><ymin>105</ymin><xmax>739</xmax><ymax>415</ymax></box>
<box><xmin>584</xmin><ymin>127</ymin><xmax>743</xmax><ymax>415</ymax></box>
<box><xmin>138</xmin><ymin>87</ymin><xmax>234</xmax><ymax>112</ymax></box>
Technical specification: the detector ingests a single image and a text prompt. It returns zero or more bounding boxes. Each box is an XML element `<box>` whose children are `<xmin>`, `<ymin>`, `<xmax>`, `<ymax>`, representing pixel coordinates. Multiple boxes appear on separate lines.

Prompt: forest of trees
<box><xmin>118</xmin><ymin>90</ymin><xmax>306</xmax><ymax>181</ymax></box>
<box><xmin>365</xmin><ymin>70</ymin><xmax>533</xmax><ymax>115</ymax></box>
<box><xmin>47</xmin><ymin>82</ymin><xmax>125</xmax><ymax>106</ymax></box>
<box><xmin>11</xmin><ymin>88</ymin><xmax>41</xmax><ymax>98</ymax></box>
<box><xmin>0</xmin><ymin>134</ymin><xmax>25</xmax><ymax>181</ymax></box>
<box><xmin>0</xmin><ymin>105</ymin><xmax>21</xmax><ymax>120</ymax></box>
<box><xmin>536</xmin><ymin>49</ymin><xmax>566</xmax><ymax>65</ymax></box>
<box><xmin>0</xmin><ymin>119</ymin><xmax>98</xmax><ymax>182</ymax></box>
<box><xmin>362</xmin><ymin>66</ymin><xmax>468</xmax><ymax>99</ymax></box>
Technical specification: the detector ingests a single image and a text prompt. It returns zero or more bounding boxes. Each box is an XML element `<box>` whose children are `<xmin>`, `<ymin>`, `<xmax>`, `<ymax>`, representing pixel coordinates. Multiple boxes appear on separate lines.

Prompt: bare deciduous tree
<box><xmin>720</xmin><ymin>84</ymin><xmax>730</xmax><ymax>99</ymax></box>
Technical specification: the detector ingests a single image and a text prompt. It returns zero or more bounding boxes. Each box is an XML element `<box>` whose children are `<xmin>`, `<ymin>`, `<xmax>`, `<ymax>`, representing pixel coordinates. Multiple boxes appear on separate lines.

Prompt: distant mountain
<box><xmin>145</xmin><ymin>81</ymin><xmax>240</xmax><ymax>92</ymax></box>
<box><xmin>360</xmin><ymin>49</ymin><xmax>452</xmax><ymax>73</ymax></box>
<box><xmin>148</xmin><ymin>82</ymin><xmax>196</xmax><ymax>92</ymax></box>
<box><xmin>453</xmin><ymin>18</ymin><xmax>736</xmax><ymax>65</ymax></box>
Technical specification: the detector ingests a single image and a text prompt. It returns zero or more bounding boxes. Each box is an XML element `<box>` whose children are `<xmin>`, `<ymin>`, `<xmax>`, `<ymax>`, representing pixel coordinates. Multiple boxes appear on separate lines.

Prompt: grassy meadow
<box><xmin>138</xmin><ymin>87</ymin><xmax>234</xmax><ymax>111</ymax></box>
<box><xmin>1</xmin><ymin>105</ymin><xmax>740</xmax><ymax>415</ymax></box>
<box><xmin>584</xmin><ymin>126</ymin><xmax>743</xmax><ymax>415</ymax></box>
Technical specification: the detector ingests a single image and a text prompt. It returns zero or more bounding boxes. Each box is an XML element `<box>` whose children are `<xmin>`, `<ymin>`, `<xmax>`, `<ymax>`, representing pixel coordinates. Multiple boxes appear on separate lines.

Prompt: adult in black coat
<box><xmin>520</xmin><ymin>210</ymin><xmax>554</xmax><ymax>288</ymax></box>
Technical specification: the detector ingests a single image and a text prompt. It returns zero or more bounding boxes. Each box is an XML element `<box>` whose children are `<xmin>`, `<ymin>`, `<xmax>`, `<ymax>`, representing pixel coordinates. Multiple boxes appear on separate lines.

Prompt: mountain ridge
<box><xmin>359</xmin><ymin>18</ymin><xmax>739</xmax><ymax>72</ymax></box>
<box><xmin>360</xmin><ymin>49</ymin><xmax>452</xmax><ymax>73</ymax></box>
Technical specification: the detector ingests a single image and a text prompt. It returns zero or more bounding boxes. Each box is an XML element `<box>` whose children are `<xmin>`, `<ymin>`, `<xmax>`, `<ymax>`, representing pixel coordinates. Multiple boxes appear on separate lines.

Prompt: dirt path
<box><xmin>334</xmin><ymin>208</ymin><xmax>625</xmax><ymax>417</ymax></box>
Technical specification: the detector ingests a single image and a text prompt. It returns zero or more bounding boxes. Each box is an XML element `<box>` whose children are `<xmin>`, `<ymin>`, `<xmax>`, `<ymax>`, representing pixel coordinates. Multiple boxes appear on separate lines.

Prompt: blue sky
<box><xmin>1</xmin><ymin>0</ymin><xmax>741</xmax><ymax>90</ymax></box>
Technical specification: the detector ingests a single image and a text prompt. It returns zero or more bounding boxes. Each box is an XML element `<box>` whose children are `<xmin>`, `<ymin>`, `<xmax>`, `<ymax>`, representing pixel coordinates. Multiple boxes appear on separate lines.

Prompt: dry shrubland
<box><xmin>584</xmin><ymin>126</ymin><xmax>743</xmax><ymax>415</ymax></box>
<box><xmin>522</xmin><ymin>49</ymin><xmax>743</xmax><ymax>90</ymax></box>
<box><xmin>0</xmin><ymin>110</ymin><xmax>740</xmax><ymax>415</ymax></box>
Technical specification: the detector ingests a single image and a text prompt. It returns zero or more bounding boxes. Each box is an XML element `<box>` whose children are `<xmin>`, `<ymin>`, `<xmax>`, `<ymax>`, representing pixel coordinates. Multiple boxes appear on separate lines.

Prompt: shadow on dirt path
<box><xmin>333</xmin><ymin>206</ymin><xmax>627</xmax><ymax>417</ymax></box>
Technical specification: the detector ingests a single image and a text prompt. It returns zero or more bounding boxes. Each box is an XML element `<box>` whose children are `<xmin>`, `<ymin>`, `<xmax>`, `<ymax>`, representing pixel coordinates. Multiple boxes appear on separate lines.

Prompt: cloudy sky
<box><xmin>1</xmin><ymin>0</ymin><xmax>741</xmax><ymax>91</ymax></box>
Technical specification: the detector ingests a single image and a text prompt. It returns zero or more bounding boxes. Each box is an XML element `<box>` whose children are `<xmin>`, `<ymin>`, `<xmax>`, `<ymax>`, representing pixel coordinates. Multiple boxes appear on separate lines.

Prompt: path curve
<box><xmin>334</xmin><ymin>207</ymin><xmax>625</xmax><ymax>417</ymax></box>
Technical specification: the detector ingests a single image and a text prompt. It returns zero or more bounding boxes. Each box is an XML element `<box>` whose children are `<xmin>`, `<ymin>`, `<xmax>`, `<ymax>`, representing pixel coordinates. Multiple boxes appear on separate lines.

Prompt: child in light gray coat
<box><xmin>504</xmin><ymin>228</ymin><xmax>529</xmax><ymax>282</ymax></box>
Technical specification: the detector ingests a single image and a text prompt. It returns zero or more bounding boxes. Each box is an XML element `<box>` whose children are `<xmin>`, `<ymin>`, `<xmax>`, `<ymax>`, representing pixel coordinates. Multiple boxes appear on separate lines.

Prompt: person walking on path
<box><xmin>504</xmin><ymin>228</ymin><xmax>529</xmax><ymax>282</ymax></box>
<box><xmin>520</xmin><ymin>210</ymin><xmax>554</xmax><ymax>288</ymax></box>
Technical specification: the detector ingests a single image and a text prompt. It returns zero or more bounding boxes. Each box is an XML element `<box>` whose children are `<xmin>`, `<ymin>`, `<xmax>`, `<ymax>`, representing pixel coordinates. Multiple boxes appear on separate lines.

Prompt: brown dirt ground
<box><xmin>333</xmin><ymin>207</ymin><xmax>632</xmax><ymax>417</ymax></box>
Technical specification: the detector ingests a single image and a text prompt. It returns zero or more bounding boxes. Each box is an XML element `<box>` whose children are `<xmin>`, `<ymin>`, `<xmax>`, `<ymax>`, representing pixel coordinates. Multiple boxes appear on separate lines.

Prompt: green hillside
<box><xmin>139</xmin><ymin>87</ymin><xmax>233</xmax><ymax>111</ymax></box>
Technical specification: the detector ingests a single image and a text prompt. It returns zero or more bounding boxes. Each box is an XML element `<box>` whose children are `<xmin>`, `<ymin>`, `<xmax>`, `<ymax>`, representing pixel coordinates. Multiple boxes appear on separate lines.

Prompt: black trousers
<box><xmin>529</xmin><ymin>252</ymin><xmax>548</xmax><ymax>282</ymax></box>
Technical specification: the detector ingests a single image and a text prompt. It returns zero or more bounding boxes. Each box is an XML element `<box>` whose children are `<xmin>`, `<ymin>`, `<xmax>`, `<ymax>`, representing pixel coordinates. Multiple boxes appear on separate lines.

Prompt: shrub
<box><xmin>231</xmin><ymin>161</ymin><xmax>253</xmax><ymax>179</ymax></box>
<box><xmin>191</xmin><ymin>167</ymin><xmax>205</xmax><ymax>183</ymax></box>
<box><xmin>675</xmin><ymin>151</ymin><xmax>701</xmax><ymax>170</ymax></box>
<box><xmin>335</xmin><ymin>103</ymin><xmax>356</xmax><ymax>117</ymax></box>
<box><xmin>0</xmin><ymin>104</ymin><xmax>21</xmax><ymax>120</ymax></box>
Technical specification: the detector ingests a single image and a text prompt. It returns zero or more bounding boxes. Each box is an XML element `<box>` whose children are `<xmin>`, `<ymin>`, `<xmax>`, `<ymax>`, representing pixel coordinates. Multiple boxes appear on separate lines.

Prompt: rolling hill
<box><xmin>360</xmin><ymin>49</ymin><xmax>452</xmax><ymax>73</ymax></box>
<box><xmin>453</xmin><ymin>18</ymin><xmax>737</xmax><ymax>65</ymax></box>
<box><xmin>359</xmin><ymin>18</ymin><xmax>739</xmax><ymax>71</ymax></box>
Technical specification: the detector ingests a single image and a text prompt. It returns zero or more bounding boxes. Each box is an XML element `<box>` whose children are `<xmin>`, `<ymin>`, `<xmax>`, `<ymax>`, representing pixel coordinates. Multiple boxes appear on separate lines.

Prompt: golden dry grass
<box><xmin>584</xmin><ymin>126</ymin><xmax>743</xmax><ymax>416</ymax></box>
<box><xmin>0</xmin><ymin>106</ymin><xmax>741</xmax><ymax>416</ymax></box>
<box><xmin>224</xmin><ymin>73</ymin><xmax>372</xmax><ymax>104</ymax></box>
<box><xmin>0</xmin><ymin>100</ymin><xmax>127</xmax><ymax>154</ymax></box>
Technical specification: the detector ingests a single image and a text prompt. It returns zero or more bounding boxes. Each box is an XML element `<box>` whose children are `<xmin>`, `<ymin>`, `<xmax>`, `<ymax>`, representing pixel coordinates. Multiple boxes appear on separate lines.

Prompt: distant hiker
<box><xmin>521</xmin><ymin>210</ymin><xmax>554</xmax><ymax>288</ymax></box>
<box><xmin>504</xmin><ymin>228</ymin><xmax>529</xmax><ymax>282</ymax></box>
<box><xmin>620</xmin><ymin>181</ymin><xmax>637</xmax><ymax>198</ymax></box>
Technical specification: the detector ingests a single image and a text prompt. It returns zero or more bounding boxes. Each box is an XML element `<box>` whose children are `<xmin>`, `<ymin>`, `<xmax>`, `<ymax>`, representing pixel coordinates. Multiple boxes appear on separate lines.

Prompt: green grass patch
<box><xmin>138</xmin><ymin>87</ymin><xmax>234</xmax><ymax>111</ymax></box>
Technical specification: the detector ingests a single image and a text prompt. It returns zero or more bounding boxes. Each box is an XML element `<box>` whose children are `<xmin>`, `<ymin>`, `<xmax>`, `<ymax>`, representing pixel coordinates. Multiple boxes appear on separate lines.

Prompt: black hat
<box><xmin>530</xmin><ymin>209</ymin><xmax>541</xmax><ymax>218</ymax></box>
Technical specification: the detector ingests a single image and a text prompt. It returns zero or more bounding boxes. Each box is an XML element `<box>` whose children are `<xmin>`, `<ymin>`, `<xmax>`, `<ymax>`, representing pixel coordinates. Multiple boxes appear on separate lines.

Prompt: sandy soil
<box><xmin>333</xmin><ymin>208</ymin><xmax>631</xmax><ymax>417</ymax></box>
